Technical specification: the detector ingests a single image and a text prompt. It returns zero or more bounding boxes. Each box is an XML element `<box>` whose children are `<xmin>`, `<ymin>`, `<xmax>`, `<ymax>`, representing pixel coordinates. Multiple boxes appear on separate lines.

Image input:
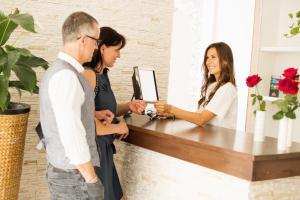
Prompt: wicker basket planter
<box><xmin>0</xmin><ymin>102</ymin><xmax>30</xmax><ymax>200</ymax></box>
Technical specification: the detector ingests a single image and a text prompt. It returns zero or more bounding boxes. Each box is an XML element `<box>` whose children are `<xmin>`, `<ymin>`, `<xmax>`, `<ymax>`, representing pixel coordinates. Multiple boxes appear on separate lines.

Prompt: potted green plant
<box><xmin>0</xmin><ymin>8</ymin><xmax>48</xmax><ymax>199</ymax></box>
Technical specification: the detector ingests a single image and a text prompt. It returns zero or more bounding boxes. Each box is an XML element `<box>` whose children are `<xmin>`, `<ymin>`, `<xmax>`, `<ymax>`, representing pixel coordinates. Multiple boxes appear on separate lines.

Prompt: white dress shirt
<box><xmin>48</xmin><ymin>52</ymin><xmax>91</xmax><ymax>166</ymax></box>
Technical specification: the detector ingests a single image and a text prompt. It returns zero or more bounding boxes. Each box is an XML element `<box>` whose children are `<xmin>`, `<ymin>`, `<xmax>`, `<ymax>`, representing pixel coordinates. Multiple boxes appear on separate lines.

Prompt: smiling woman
<box><xmin>155</xmin><ymin>42</ymin><xmax>238</xmax><ymax>130</ymax></box>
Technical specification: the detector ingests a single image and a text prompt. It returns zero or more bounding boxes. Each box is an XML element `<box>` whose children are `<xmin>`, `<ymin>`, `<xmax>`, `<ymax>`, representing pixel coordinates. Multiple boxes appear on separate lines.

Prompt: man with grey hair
<box><xmin>40</xmin><ymin>11</ymin><xmax>108</xmax><ymax>199</ymax></box>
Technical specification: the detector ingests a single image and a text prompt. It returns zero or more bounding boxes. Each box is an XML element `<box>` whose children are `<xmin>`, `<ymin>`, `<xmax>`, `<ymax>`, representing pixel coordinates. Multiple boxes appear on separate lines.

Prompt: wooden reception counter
<box><xmin>124</xmin><ymin>114</ymin><xmax>300</xmax><ymax>181</ymax></box>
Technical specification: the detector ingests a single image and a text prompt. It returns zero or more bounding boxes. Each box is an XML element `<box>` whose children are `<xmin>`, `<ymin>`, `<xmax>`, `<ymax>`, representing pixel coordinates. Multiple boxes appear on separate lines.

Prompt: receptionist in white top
<box><xmin>155</xmin><ymin>42</ymin><xmax>237</xmax><ymax>130</ymax></box>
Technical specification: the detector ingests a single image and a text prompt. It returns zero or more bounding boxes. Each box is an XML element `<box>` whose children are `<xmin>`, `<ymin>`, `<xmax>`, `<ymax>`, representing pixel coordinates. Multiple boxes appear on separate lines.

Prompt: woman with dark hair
<box><xmin>155</xmin><ymin>42</ymin><xmax>237</xmax><ymax>129</ymax></box>
<box><xmin>83</xmin><ymin>27</ymin><xmax>147</xmax><ymax>200</ymax></box>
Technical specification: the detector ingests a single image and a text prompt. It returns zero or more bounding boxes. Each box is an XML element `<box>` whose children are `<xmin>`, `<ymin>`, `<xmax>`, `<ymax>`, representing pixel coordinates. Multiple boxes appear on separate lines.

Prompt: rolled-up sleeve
<box><xmin>48</xmin><ymin>70</ymin><xmax>91</xmax><ymax>165</ymax></box>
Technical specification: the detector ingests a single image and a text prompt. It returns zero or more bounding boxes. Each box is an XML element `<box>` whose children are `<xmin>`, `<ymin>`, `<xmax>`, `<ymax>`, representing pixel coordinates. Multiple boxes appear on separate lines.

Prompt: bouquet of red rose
<box><xmin>246</xmin><ymin>74</ymin><xmax>266</xmax><ymax>112</ymax></box>
<box><xmin>272</xmin><ymin>67</ymin><xmax>299</xmax><ymax>120</ymax></box>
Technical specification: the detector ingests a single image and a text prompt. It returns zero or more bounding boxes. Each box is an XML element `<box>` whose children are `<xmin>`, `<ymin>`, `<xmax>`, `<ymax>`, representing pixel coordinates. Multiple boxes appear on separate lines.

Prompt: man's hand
<box><xmin>128</xmin><ymin>100</ymin><xmax>147</xmax><ymax>114</ymax></box>
<box><xmin>76</xmin><ymin>161</ymin><xmax>97</xmax><ymax>183</ymax></box>
<box><xmin>95</xmin><ymin>110</ymin><xmax>114</xmax><ymax>124</ymax></box>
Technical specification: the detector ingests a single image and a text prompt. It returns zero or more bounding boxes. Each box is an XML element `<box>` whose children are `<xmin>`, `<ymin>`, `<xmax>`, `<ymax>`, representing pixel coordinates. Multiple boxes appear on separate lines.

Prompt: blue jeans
<box><xmin>46</xmin><ymin>164</ymin><xmax>104</xmax><ymax>200</ymax></box>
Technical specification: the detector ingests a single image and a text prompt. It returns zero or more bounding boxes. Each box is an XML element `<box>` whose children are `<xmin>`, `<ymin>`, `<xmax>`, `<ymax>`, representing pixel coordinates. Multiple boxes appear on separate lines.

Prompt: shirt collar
<box><xmin>58</xmin><ymin>52</ymin><xmax>84</xmax><ymax>73</ymax></box>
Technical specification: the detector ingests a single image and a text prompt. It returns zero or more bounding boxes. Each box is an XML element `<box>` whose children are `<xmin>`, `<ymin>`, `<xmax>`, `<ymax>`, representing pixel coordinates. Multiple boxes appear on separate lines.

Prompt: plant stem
<box><xmin>255</xmin><ymin>86</ymin><xmax>262</xmax><ymax>110</ymax></box>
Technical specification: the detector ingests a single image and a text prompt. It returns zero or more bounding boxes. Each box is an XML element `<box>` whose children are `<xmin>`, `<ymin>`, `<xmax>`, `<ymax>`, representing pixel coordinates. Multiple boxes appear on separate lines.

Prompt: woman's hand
<box><xmin>128</xmin><ymin>100</ymin><xmax>147</xmax><ymax>114</ymax></box>
<box><xmin>154</xmin><ymin>101</ymin><xmax>172</xmax><ymax>116</ymax></box>
<box><xmin>115</xmin><ymin>120</ymin><xmax>129</xmax><ymax>140</ymax></box>
<box><xmin>95</xmin><ymin>110</ymin><xmax>114</xmax><ymax>124</ymax></box>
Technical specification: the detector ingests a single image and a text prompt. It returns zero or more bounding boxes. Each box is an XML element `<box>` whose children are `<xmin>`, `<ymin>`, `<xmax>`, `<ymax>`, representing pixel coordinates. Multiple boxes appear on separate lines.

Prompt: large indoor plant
<box><xmin>0</xmin><ymin>8</ymin><xmax>48</xmax><ymax>199</ymax></box>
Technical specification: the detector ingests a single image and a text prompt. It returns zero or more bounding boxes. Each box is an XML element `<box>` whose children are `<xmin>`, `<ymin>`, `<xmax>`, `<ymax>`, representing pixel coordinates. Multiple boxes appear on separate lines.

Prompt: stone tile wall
<box><xmin>1</xmin><ymin>1</ymin><xmax>173</xmax><ymax>199</ymax></box>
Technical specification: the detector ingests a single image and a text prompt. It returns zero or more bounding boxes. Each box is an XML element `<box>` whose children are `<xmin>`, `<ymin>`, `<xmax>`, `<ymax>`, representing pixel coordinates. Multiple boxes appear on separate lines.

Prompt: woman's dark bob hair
<box><xmin>84</xmin><ymin>26</ymin><xmax>126</xmax><ymax>69</ymax></box>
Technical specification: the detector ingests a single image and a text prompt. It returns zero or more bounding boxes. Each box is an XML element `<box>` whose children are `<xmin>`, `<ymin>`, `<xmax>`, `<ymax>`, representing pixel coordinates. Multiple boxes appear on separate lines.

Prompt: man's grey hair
<box><xmin>62</xmin><ymin>11</ymin><xmax>98</xmax><ymax>44</ymax></box>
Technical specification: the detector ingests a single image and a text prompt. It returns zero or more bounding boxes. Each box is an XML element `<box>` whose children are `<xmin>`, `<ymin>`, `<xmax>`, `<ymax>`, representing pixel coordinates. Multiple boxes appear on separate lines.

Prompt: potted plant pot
<box><xmin>0</xmin><ymin>102</ymin><xmax>30</xmax><ymax>200</ymax></box>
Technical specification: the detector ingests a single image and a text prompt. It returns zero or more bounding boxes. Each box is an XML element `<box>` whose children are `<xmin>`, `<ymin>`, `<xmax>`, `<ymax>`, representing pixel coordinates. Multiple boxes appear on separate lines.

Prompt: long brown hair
<box><xmin>198</xmin><ymin>42</ymin><xmax>236</xmax><ymax>107</ymax></box>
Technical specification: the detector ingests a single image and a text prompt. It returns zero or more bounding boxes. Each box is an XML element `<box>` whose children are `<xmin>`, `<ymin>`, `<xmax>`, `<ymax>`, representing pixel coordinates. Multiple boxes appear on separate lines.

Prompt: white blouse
<box><xmin>198</xmin><ymin>82</ymin><xmax>237</xmax><ymax>130</ymax></box>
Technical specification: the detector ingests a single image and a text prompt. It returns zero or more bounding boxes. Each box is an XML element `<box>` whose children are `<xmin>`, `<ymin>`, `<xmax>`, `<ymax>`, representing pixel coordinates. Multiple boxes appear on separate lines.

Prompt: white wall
<box><xmin>168</xmin><ymin>0</ymin><xmax>255</xmax><ymax>131</ymax></box>
<box><xmin>249</xmin><ymin>0</ymin><xmax>300</xmax><ymax>142</ymax></box>
<box><xmin>168</xmin><ymin>0</ymin><xmax>215</xmax><ymax>111</ymax></box>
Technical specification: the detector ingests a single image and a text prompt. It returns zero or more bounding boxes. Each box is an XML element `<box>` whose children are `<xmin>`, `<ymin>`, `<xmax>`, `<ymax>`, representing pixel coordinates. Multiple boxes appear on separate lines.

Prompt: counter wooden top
<box><xmin>124</xmin><ymin>114</ymin><xmax>300</xmax><ymax>181</ymax></box>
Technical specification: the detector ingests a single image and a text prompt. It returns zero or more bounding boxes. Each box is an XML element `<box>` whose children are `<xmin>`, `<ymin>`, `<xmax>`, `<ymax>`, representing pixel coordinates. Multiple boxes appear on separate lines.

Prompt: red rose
<box><xmin>278</xmin><ymin>78</ymin><xmax>299</xmax><ymax>95</ymax></box>
<box><xmin>246</xmin><ymin>74</ymin><xmax>262</xmax><ymax>87</ymax></box>
<box><xmin>282</xmin><ymin>67</ymin><xmax>298</xmax><ymax>79</ymax></box>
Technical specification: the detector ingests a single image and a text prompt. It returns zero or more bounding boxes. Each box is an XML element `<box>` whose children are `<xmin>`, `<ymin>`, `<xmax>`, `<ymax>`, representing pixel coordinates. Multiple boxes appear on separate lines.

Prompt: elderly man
<box><xmin>40</xmin><ymin>11</ymin><xmax>106</xmax><ymax>199</ymax></box>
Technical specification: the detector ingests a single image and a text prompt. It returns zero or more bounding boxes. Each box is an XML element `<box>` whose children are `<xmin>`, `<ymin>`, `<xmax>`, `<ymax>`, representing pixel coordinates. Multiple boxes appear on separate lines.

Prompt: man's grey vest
<box><xmin>40</xmin><ymin>59</ymin><xmax>100</xmax><ymax>169</ymax></box>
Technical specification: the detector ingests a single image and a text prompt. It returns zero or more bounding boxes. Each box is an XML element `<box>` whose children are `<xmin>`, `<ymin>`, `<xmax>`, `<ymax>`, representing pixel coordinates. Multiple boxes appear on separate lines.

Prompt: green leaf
<box><xmin>5</xmin><ymin>45</ymin><xmax>31</xmax><ymax>56</ymax></box>
<box><xmin>259</xmin><ymin>100</ymin><xmax>266</xmax><ymax>111</ymax></box>
<box><xmin>273</xmin><ymin>111</ymin><xmax>284</xmax><ymax>120</ymax></box>
<box><xmin>291</xmin><ymin>105</ymin><xmax>298</xmax><ymax>112</ymax></box>
<box><xmin>298</xmin><ymin>20</ymin><xmax>300</xmax><ymax>26</ymax></box>
<box><xmin>291</xmin><ymin>96</ymin><xmax>297</xmax><ymax>102</ymax></box>
<box><xmin>5</xmin><ymin>49</ymin><xmax>19</xmax><ymax>77</ymax></box>
<box><xmin>281</xmin><ymin>104</ymin><xmax>288</xmax><ymax>113</ymax></box>
<box><xmin>5</xmin><ymin>46</ymin><xmax>49</xmax><ymax>70</ymax></box>
<box><xmin>0</xmin><ymin>75</ymin><xmax>9</xmax><ymax>111</ymax></box>
<box><xmin>252</xmin><ymin>96</ymin><xmax>256</xmax><ymax>106</ymax></box>
<box><xmin>257</xmin><ymin>95</ymin><xmax>262</xmax><ymax>101</ymax></box>
<box><xmin>288</xmin><ymin>13</ymin><xmax>293</xmax><ymax>18</ymax></box>
<box><xmin>9</xmin><ymin>80</ymin><xmax>39</xmax><ymax>94</ymax></box>
<box><xmin>250</xmin><ymin>94</ymin><xmax>256</xmax><ymax>97</ymax></box>
<box><xmin>0</xmin><ymin>11</ymin><xmax>18</xmax><ymax>46</ymax></box>
<box><xmin>0</xmin><ymin>11</ymin><xmax>6</xmax><ymax>22</ymax></box>
<box><xmin>272</xmin><ymin>99</ymin><xmax>284</xmax><ymax>107</ymax></box>
<box><xmin>16</xmin><ymin>55</ymin><xmax>48</xmax><ymax>69</ymax></box>
<box><xmin>284</xmin><ymin>94</ymin><xmax>294</xmax><ymax>101</ymax></box>
<box><xmin>12</xmin><ymin>63</ymin><xmax>36</xmax><ymax>92</ymax></box>
<box><xmin>9</xmin><ymin>12</ymin><xmax>36</xmax><ymax>33</ymax></box>
<box><xmin>0</xmin><ymin>46</ymin><xmax>8</xmax><ymax>73</ymax></box>
<box><xmin>296</xmin><ymin>11</ymin><xmax>300</xmax><ymax>18</ymax></box>
<box><xmin>290</xmin><ymin>27</ymin><xmax>299</xmax><ymax>35</ymax></box>
<box><xmin>286</xmin><ymin>111</ymin><xmax>296</xmax><ymax>119</ymax></box>
<box><xmin>272</xmin><ymin>99</ymin><xmax>288</xmax><ymax>113</ymax></box>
